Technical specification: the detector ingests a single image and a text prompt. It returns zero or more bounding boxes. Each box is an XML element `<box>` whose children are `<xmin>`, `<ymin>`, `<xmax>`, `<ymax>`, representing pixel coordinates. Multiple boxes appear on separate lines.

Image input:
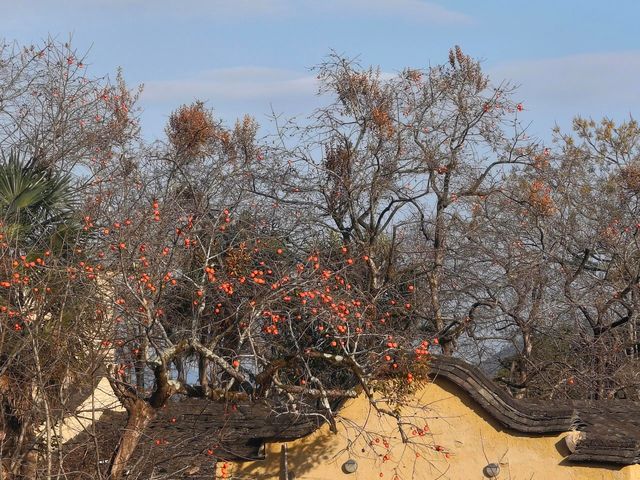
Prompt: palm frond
<box><xmin>0</xmin><ymin>150</ymin><xmax>77</xmax><ymax>242</ymax></box>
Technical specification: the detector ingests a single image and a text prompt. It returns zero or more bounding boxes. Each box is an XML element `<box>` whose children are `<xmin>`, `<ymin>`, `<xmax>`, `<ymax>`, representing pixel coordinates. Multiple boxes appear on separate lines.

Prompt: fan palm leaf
<box><xmin>0</xmin><ymin>150</ymin><xmax>76</xmax><ymax>244</ymax></box>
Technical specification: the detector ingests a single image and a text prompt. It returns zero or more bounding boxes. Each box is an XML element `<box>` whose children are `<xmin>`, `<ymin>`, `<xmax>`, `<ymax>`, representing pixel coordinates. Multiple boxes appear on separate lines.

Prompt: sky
<box><xmin>2</xmin><ymin>0</ymin><xmax>640</xmax><ymax>142</ymax></box>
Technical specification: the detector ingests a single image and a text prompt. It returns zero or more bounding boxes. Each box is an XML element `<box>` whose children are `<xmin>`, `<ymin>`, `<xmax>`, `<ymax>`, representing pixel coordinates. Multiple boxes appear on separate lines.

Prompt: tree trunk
<box><xmin>513</xmin><ymin>327</ymin><xmax>533</xmax><ymax>399</ymax></box>
<box><xmin>198</xmin><ymin>355</ymin><xmax>209</xmax><ymax>394</ymax></box>
<box><xmin>175</xmin><ymin>358</ymin><xmax>186</xmax><ymax>384</ymax></box>
<box><xmin>430</xmin><ymin>195</ymin><xmax>453</xmax><ymax>355</ymax></box>
<box><xmin>107</xmin><ymin>399</ymin><xmax>155</xmax><ymax>480</ymax></box>
<box><xmin>19</xmin><ymin>450</ymin><xmax>38</xmax><ymax>480</ymax></box>
<box><xmin>134</xmin><ymin>363</ymin><xmax>145</xmax><ymax>393</ymax></box>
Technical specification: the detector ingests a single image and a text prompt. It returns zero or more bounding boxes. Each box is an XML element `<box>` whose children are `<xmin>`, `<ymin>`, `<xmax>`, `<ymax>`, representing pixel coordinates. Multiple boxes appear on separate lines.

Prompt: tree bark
<box><xmin>430</xmin><ymin>196</ymin><xmax>453</xmax><ymax>355</ymax></box>
<box><xmin>198</xmin><ymin>355</ymin><xmax>209</xmax><ymax>394</ymax></box>
<box><xmin>107</xmin><ymin>398</ymin><xmax>155</xmax><ymax>480</ymax></box>
<box><xmin>19</xmin><ymin>450</ymin><xmax>38</xmax><ymax>480</ymax></box>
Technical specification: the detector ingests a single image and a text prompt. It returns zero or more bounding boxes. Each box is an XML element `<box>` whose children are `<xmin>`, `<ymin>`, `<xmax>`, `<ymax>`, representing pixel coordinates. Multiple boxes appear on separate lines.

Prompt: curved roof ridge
<box><xmin>428</xmin><ymin>355</ymin><xmax>640</xmax><ymax>465</ymax></box>
<box><xmin>429</xmin><ymin>355</ymin><xmax>575</xmax><ymax>432</ymax></box>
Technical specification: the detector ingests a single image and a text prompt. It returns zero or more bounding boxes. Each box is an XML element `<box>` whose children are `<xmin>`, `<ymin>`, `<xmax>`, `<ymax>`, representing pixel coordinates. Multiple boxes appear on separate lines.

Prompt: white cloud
<box><xmin>490</xmin><ymin>51</ymin><xmax>640</xmax><ymax>116</ymax></box>
<box><xmin>485</xmin><ymin>51</ymin><xmax>640</xmax><ymax>138</ymax></box>
<box><xmin>139</xmin><ymin>66</ymin><xmax>322</xmax><ymax>138</ymax></box>
<box><xmin>142</xmin><ymin>67</ymin><xmax>318</xmax><ymax>104</ymax></box>
<box><xmin>312</xmin><ymin>0</ymin><xmax>471</xmax><ymax>24</ymax></box>
<box><xmin>136</xmin><ymin>51</ymin><xmax>640</xmax><ymax>140</ymax></box>
<box><xmin>0</xmin><ymin>0</ymin><xmax>470</xmax><ymax>24</ymax></box>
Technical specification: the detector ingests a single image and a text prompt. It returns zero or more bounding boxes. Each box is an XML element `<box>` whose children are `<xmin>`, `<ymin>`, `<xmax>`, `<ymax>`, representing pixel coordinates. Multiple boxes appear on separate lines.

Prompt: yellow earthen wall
<box><xmin>230</xmin><ymin>379</ymin><xmax>640</xmax><ymax>480</ymax></box>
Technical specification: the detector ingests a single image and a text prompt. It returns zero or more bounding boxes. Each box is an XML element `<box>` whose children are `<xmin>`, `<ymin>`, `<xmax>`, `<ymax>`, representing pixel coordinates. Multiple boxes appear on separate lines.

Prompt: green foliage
<box><xmin>0</xmin><ymin>150</ymin><xmax>76</xmax><ymax>244</ymax></box>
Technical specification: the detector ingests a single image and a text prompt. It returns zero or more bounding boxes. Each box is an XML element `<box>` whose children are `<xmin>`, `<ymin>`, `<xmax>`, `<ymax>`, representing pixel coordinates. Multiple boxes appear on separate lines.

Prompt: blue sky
<box><xmin>3</xmin><ymin>0</ymin><xmax>640</xmax><ymax>142</ymax></box>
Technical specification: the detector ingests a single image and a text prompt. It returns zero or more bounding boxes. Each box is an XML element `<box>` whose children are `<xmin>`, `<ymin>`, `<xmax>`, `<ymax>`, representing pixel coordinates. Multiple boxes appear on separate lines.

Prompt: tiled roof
<box><xmin>63</xmin><ymin>398</ymin><xmax>322</xmax><ymax>478</ymax></box>
<box><xmin>429</xmin><ymin>355</ymin><xmax>640</xmax><ymax>465</ymax></box>
<box><xmin>64</xmin><ymin>355</ymin><xmax>640</xmax><ymax>477</ymax></box>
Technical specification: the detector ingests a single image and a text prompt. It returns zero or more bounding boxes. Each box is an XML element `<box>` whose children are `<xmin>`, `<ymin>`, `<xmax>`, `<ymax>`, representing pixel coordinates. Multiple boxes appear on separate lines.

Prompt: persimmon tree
<box><xmin>0</xmin><ymin>153</ymin><xmax>110</xmax><ymax>479</ymax></box>
<box><xmin>254</xmin><ymin>47</ymin><xmax>539</xmax><ymax>354</ymax></box>
<box><xmin>95</xmin><ymin>47</ymin><xmax>552</xmax><ymax>476</ymax></box>
<box><xmin>7</xmin><ymin>35</ymin><xmax>640</xmax><ymax>480</ymax></box>
<box><xmin>0</xmin><ymin>38</ymin><xmax>140</xmax><ymax>479</ymax></box>
<box><xmin>0</xmin><ymin>38</ymin><xmax>139</xmax><ymax>173</ymax></box>
<box><xmin>94</xmin><ymin>101</ymin><xmax>432</xmax><ymax>479</ymax></box>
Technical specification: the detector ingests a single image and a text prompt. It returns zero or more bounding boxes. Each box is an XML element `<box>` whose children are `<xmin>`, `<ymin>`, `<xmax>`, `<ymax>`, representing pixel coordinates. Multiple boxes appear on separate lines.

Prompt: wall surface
<box><xmin>46</xmin><ymin>375</ymin><xmax>124</xmax><ymax>444</ymax></box>
<box><xmin>231</xmin><ymin>379</ymin><xmax>640</xmax><ymax>480</ymax></box>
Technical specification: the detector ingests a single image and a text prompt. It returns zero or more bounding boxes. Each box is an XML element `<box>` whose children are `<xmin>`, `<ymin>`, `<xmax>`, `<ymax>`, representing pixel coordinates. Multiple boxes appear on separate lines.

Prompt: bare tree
<box><xmin>253</xmin><ymin>48</ymin><xmax>537</xmax><ymax>355</ymax></box>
